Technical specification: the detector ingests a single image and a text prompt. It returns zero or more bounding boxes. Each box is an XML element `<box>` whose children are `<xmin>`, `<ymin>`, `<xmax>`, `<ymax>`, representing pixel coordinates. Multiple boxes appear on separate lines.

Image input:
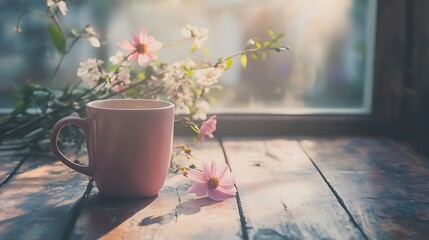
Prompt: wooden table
<box><xmin>1</xmin><ymin>137</ymin><xmax>429</xmax><ymax>239</ymax></box>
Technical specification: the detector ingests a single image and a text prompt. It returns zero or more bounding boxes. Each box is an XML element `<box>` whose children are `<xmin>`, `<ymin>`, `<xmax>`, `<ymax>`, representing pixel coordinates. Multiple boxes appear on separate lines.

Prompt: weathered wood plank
<box><xmin>0</xmin><ymin>153</ymin><xmax>90</xmax><ymax>239</ymax></box>
<box><xmin>0</xmin><ymin>151</ymin><xmax>27</xmax><ymax>187</ymax></box>
<box><xmin>70</xmin><ymin>138</ymin><xmax>241</xmax><ymax>240</ymax></box>
<box><xmin>223</xmin><ymin>138</ymin><xmax>365</xmax><ymax>239</ymax></box>
<box><xmin>300</xmin><ymin>137</ymin><xmax>429</xmax><ymax>239</ymax></box>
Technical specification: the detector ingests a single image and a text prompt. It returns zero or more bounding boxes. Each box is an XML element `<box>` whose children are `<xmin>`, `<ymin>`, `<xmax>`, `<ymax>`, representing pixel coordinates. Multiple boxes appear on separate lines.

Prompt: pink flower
<box><xmin>118</xmin><ymin>27</ymin><xmax>163</xmax><ymax>66</ymax></box>
<box><xmin>187</xmin><ymin>160</ymin><xmax>236</xmax><ymax>201</ymax></box>
<box><xmin>199</xmin><ymin>115</ymin><xmax>217</xmax><ymax>143</ymax></box>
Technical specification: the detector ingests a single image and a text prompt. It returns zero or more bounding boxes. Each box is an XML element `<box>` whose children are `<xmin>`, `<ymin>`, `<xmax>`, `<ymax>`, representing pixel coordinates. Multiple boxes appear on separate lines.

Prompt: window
<box><xmin>0</xmin><ymin>0</ymin><xmax>376</xmax><ymax>115</ymax></box>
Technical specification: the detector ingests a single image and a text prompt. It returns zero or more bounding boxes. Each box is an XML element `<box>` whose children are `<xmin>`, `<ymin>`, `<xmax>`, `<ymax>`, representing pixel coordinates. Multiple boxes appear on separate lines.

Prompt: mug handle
<box><xmin>50</xmin><ymin>116</ymin><xmax>94</xmax><ymax>176</ymax></box>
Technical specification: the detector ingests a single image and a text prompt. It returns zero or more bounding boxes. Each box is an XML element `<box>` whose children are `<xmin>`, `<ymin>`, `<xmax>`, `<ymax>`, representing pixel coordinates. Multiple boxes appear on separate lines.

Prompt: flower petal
<box><xmin>88</xmin><ymin>37</ymin><xmax>101</xmax><ymax>48</ymax></box>
<box><xmin>57</xmin><ymin>1</ymin><xmax>68</xmax><ymax>16</ymax></box>
<box><xmin>188</xmin><ymin>182</ymin><xmax>208</xmax><ymax>196</ymax></box>
<box><xmin>208</xmin><ymin>189</ymin><xmax>231</xmax><ymax>201</ymax></box>
<box><xmin>187</xmin><ymin>169</ymin><xmax>208</xmax><ymax>183</ymax></box>
<box><xmin>210</xmin><ymin>160</ymin><xmax>217</xmax><ymax>177</ymax></box>
<box><xmin>217</xmin><ymin>185</ymin><xmax>237</xmax><ymax>196</ymax></box>
<box><xmin>139</xmin><ymin>27</ymin><xmax>148</xmax><ymax>42</ymax></box>
<box><xmin>146</xmin><ymin>51</ymin><xmax>158</xmax><ymax>60</ymax></box>
<box><xmin>132</xmin><ymin>32</ymin><xmax>139</xmax><ymax>44</ymax></box>
<box><xmin>138</xmin><ymin>54</ymin><xmax>149</xmax><ymax>66</ymax></box>
<box><xmin>128</xmin><ymin>52</ymin><xmax>139</xmax><ymax>61</ymax></box>
<box><xmin>47</xmin><ymin>0</ymin><xmax>55</xmax><ymax>7</ymax></box>
<box><xmin>202</xmin><ymin>161</ymin><xmax>211</xmax><ymax>177</ymax></box>
<box><xmin>148</xmin><ymin>39</ymin><xmax>163</xmax><ymax>51</ymax></box>
<box><xmin>216</xmin><ymin>163</ymin><xmax>229</xmax><ymax>179</ymax></box>
<box><xmin>199</xmin><ymin>133</ymin><xmax>205</xmax><ymax>143</ymax></box>
<box><xmin>219</xmin><ymin>172</ymin><xmax>235</xmax><ymax>187</ymax></box>
<box><xmin>118</xmin><ymin>41</ymin><xmax>136</xmax><ymax>50</ymax></box>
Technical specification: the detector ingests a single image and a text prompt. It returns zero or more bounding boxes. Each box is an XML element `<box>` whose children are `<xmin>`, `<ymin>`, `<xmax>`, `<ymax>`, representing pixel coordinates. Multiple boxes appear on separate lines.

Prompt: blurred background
<box><xmin>0</xmin><ymin>0</ymin><xmax>376</xmax><ymax>114</ymax></box>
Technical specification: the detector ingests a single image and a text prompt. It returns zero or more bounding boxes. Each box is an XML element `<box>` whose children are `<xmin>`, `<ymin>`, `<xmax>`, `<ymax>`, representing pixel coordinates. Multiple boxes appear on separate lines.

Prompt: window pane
<box><xmin>0</xmin><ymin>0</ymin><xmax>376</xmax><ymax>114</ymax></box>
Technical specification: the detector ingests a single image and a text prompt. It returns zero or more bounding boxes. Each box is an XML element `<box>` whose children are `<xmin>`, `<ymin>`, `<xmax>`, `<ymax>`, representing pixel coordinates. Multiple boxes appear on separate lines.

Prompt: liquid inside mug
<box><xmin>50</xmin><ymin>99</ymin><xmax>175</xmax><ymax>198</ymax></box>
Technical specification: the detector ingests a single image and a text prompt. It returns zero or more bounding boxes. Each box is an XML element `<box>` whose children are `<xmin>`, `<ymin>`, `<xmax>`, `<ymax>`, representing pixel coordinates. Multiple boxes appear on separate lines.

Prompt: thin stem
<box><xmin>46</xmin><ymin>53</ymin><xmax>65</xmax><ymax>84</ymax></box>
<box><xmin>49</xmin><ymin>8</ymin><xmax>65</xmax><ymax>36</ymax></box>
<box><xmin>0</xmin><ymin>82</ymin><xmax>106</xmax><ymax>142</ymax></box>
<box><xmin>70</xmin><ymin>80</ymin><xmax>83</xmax><ymax>92</ymax></box>
<box><xmin>15</xmin><ymin>9</ymin><xmax>50</xmax><ymax>32</ymax></box>
<box><xmin>170</xmin><ymin>161</ymin><xmax>190</xmax><ymax>171</ymax></box>
<box><xmin>0</xmin><ymin>53</ymin><xmax>135</xmax><ymax>142</ymax></box>
<box><xmin>66</xmin><ymin>35</ymin><xmax>82</xmax><ymax>54</ymax></box>
<box><xmin>216</xmin><ymin>45</ymin><xmax>289</xmax><ymax>66</ymax></box>
<box><xmin>46</xmin><ymin>36</ymin><xmax>82</xmax><ymax>85</ymax></box>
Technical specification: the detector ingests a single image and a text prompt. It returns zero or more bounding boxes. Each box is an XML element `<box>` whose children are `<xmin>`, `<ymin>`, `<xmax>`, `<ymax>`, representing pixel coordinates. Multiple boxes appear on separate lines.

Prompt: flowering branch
<box><xmin>3</xmin><ymin>2</ymin><xmax>289</xmax><ymax>159</ymax></box>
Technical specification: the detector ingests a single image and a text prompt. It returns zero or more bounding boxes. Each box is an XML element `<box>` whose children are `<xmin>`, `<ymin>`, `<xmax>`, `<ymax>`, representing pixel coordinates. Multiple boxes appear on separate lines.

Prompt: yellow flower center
<box><xmin>136</xmin><ymin>43</ymin><xmax>147</xmax><ymax>54</ymax></box>
<box><xmin>207</xmin><ymin>176</ymin><xmax>220</xmax><ymax>189</ymax></box>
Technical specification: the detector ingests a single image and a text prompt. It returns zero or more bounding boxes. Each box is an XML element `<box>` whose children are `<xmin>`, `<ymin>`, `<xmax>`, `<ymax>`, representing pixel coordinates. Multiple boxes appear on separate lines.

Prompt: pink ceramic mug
<box><xmin>50</xmin><ymin>99</ymin><xmax>175</xmax><ymax>198</ymax></box>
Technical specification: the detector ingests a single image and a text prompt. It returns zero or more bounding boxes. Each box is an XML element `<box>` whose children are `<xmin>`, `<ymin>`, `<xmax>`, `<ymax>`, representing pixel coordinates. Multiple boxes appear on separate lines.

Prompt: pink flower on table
<box><xmin>199</xmin><ymin>115</ymin><xmax>217</xmax><ymax>143</ymax></box>
<box><xmin>118</xmin><ymin>27</ymin><xmax>163</xmax><ymax>67</ymax></box>
<box><xmin>187</xmin><ymin>160</ymin><xmax>236</xmax><ymax>201</ymax></box>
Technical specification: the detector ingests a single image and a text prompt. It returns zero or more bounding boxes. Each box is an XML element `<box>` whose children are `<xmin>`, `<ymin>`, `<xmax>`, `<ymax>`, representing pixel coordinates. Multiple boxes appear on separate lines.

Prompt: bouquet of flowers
<box><xmin>0</xmin><ymin>1</ymin><xmax>288</xmax><ymax>200</ymax></box>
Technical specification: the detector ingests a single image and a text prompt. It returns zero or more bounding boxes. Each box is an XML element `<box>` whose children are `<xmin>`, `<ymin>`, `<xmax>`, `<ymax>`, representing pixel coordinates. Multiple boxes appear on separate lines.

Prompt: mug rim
<box><xmin>86</xmin><ymin>99</ymin><xmax>174</xmax><ymax>111</ymax></box>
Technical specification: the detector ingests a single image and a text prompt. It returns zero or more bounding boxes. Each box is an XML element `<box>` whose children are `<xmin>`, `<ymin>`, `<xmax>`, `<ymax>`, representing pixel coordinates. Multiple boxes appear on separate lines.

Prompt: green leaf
<box><xmin>202</xmin><ymin>46</ymin><xmax>209</xmax><ymax>56</ymax></box>
<box><xmin>255</xmin><ymin>42</ymin><xmax>262</xmax><ymax>49</ymax></box>
<box><xmin>190</xmin><ymin>44</ymin><xmax>197</xmax><ymax>53</ymax></box>
<box><xmin>48</xmin><ymin>23</ymin><xmax>66</xmax><ymax>53</ymax></box>
<box><xmin>125</xmin><ymin>88</ymin><xmax>139</xmax><ymax>98</ymax></box>
<box><xmin>137</xmin><ymin>72</ymin><xmax>146</xmax><ymax>79</ymax></box>
<box><xmin>261</xmin><ymin>52</ymin><xmax>267</xmax><ymax>59</ymax></box>
<box><xmin>264</xmin><ymin>41</ymin><xmax>270</xmax><ymax>47</ymax></box>
<box><xmin>184</xmin><ymin>67</ymin><xmax>193</xmax><ymax>77</ymax></box>
<box><xmin>224</xmin><ymin>58</ymin><xmax>233</xmax><ymax>70</ymax></box>
<box><xmin>251</xmin><ymin>53</ymin><xmax>259</xmax><ymax>60</ymax></box>
<box><xmin>275</xmin><ymin>33</ymin><xmax>285</xmax><ymax>40</ymax></box>
<box><xmin>107</xmin><ymin>65</ymin><xmax>118</xmax><ymax>72</ymax></box>
<box><xmin>268</xmin><ymin>30</ymin><xmax>275</xmax><ymax>38</ymax></box>
<box><xmin>240</xmin><ymin>54</ymin><xmax>247</xmax><ymax>68</ymax></box>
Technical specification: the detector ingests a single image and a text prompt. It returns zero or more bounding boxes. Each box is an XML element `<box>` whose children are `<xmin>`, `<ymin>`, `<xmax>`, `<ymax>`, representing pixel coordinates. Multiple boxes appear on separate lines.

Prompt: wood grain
<box><xmin>0</xmin><ymin>153</ymin><xmax>90</xmax><ymax>239</ymax></box>
<box><xmin>222</xmin><ymin>138</ymin><xmax>365</xmax><ymax>239</ymax></box>
<box><xmin>300</xmin><ymin>137</ymin><xmax>429</xmax><ymax>239</ymax></box>
<box><xmin>69</xmin><ymin>138</ymin><xmax>241</xmax><ymax>240</ymax></box>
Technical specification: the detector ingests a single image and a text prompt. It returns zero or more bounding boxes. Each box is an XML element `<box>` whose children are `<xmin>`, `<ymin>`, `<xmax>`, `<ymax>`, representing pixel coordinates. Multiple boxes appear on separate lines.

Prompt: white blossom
<box><xmin>247</xmin><ymin>38</ymin><xmax>256</xmax><ymax>46</ymax></box>
<box><xmin>84</xmin><ymin>25</ymin><xmax>97</xmax><ymax>36</ymax></box>
<box><xmin>77</xmin><ymin>58</ymin><xmax>104</xmax><ymax>87</ymax></box>
<box><xmin>192</xmin><ymin>100</ymin><xmax>210</xmax><ymax>120</ymax></box>
<box><xmin>88</xmin><ymin>37</ymin><xmax>100</xmax><ymax>48</ymax></box>
<box><xmin>181</xmin><ymin>24</ymin><xmax>209</xmax><ymax>48</ymax></box>
<box><xmin>162</xmin><ymin>59</ymin><xmax>196</xmax><ymax>110</ymax></box>
<box><xmin>195</xmin><ymin>67</ymin><xmax>223</xmax><ymax>87</ymax></box>
<box><xmin>109</xmin><ymin>67</ymin><xmax>131</xmax><ymax>92</ymax></box>
<box><xmin>84</xmin><ymin>25</ymin><xmax>101</xmax><ymax>48</ymax></box>
<box><xmin>46</xmin><ymin>0</ymin><xmax>68</xmax><ymax>16</ymax></box>
<box><xmin>109</xmin><ymin>51</ymin><xmax>126</xmax><ymax>65</ymax></box>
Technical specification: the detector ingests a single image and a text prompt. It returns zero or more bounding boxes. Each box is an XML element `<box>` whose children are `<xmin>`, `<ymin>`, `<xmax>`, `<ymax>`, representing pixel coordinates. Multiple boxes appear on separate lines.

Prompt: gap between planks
<box><xmin>0</xmin><ymin>154</ymin><xmax>29</xmax><ymax>189</ymax></box>
<box><xmin>61</xmin><ymin>178</ymin><xmax>94</xmax><ymax>240</ymax></box>
<box><xmin>218</xmin><ymin>136</ymin><xmax>250</xmax><ymax>240</ymax></box>
<box><xmin>297</xmin><ymin>140</ymin><xmax>369</xmax><ymax>240</ymax></box>
<box><xmin>220</xmin><ymin>137</ymin><xmax>368</xmax><ymax>239</ymax></box>
<box><xmin>66</xmin><ymin>137</ymin><xmax>241</xmax><ymax>239</ymax></box>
